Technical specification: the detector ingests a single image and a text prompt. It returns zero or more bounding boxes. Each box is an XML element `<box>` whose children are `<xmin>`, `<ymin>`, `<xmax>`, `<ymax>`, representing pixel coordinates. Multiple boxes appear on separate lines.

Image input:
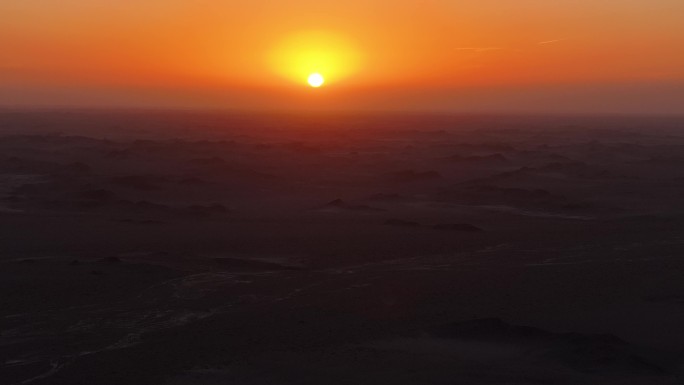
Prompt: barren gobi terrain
<box><xmin>1</xmin><ymin>110</ymin><xmax>684</xmax><ymax>384</ymax></box>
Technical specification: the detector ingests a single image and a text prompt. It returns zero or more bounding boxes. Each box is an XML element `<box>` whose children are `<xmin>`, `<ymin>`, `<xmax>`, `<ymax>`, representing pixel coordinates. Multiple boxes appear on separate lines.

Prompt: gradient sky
<box><xmin>2</xmin><ymin>0</ymin><xmax>683</xmax><ymax>113</ymax></box>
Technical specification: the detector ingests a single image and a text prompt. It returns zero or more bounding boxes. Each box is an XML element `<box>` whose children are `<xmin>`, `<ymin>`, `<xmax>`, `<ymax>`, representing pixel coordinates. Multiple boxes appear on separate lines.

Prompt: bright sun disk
<box><xmin>308</xmin><ymin>73</ymin><xmax>324</xmax><ymax>88</ymax></box>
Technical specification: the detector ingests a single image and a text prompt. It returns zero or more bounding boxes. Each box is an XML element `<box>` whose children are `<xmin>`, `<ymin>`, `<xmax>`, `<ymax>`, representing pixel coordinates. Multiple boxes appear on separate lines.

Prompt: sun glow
<box><xmin>269</xmin><ymin>31</ymin><xmax>360</xmax><ymax>86</ymax></box>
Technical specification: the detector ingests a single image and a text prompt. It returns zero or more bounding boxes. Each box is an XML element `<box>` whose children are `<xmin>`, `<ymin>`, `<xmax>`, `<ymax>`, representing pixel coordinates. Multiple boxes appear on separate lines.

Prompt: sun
<box><xmin>307</xmin><ymin>73</ymin><xmax>324</xmax><ymax>88</ymax></box>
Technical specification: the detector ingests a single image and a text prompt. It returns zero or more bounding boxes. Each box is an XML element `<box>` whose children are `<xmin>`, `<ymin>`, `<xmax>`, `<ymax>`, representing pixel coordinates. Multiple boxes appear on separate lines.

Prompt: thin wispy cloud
<box><xmin>538</xmin><ymin>39</ymin><xmax>566</xmax><ymax>45</ymax></box>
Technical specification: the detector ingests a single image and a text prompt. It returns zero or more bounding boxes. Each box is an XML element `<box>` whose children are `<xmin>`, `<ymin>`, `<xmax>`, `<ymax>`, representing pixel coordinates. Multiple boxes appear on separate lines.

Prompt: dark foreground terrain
<box><xmin>2</xmin><ymin>110</ymin><xmax>684</xmax><ymax>384</ymax></box>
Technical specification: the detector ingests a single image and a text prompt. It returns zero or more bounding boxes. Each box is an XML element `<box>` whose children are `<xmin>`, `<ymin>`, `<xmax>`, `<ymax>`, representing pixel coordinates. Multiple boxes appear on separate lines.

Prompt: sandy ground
<box><xmin>1</xmin><ymin>111</ymin><xmax>684</xmax><ymax>384</ymax></box>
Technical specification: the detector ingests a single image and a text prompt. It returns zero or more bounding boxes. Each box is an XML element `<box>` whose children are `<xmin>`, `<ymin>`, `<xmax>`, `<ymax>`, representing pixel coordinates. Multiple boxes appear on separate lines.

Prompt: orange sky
<box><xmin>1</xmin><ymin>0</ymin><xmax>683</xmax><ymax>112</ymax></box>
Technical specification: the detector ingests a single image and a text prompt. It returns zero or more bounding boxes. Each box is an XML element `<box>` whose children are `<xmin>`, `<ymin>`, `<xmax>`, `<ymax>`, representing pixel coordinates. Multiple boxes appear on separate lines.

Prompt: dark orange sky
<box><xmin>1</xmin><ymin>0</ymin><xmax>683</xmax><ymax>113</ymax></box>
